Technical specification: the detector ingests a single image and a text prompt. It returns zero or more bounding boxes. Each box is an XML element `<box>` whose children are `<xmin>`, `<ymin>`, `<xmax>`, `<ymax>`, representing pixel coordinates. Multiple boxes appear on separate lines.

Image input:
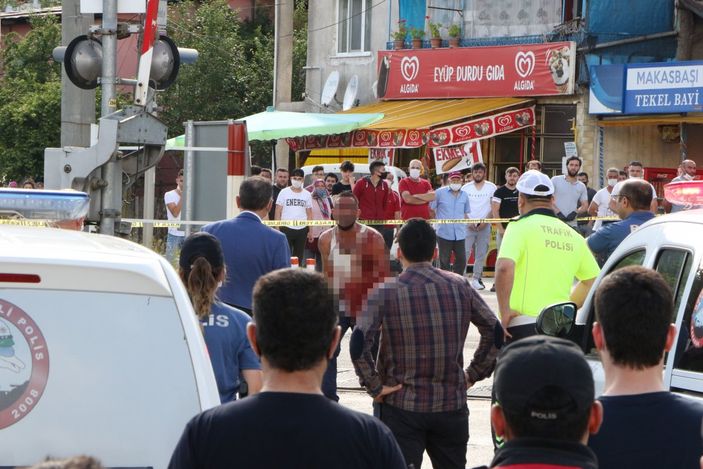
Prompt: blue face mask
<box><xmin>315</xmin><ymin>188</ymin><xmax>328</xmax><ymax>198</ymax></box>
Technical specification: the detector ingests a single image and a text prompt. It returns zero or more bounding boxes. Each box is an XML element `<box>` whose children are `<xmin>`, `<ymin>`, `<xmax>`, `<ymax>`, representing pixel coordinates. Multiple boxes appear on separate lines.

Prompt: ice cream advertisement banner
<box><xmin>433</xmin><ymin>142</ymin><xmax>483</xmax><ymax>174</ymax></box>
<box><xmin>376</xmin><ymin>42</ymin><xmax>575</xmax><ymax>99</ymax></box>
<box><xmin>285</xmin><ymin>106</ymin><xmax>535</xmax><ymax>152</ymax></box>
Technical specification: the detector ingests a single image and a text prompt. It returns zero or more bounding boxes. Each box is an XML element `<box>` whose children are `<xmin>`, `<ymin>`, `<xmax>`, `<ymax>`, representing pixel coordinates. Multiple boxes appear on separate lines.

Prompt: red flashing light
<box><xmin>664</xmin><ymin>181</ymin><xmax>703</xmax><ymax>207</ymax></box>
<box><xmin>0</xmin><ymin>273</ymin><xmax>41</xmax><ymax>283</ymax></box>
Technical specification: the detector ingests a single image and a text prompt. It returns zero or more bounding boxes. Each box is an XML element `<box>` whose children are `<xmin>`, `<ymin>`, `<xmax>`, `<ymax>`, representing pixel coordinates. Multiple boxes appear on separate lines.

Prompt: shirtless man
<box><xmin>318</xmin><ymin>191</ymin><xmax>389</xmax><ymax>401</ymax></box>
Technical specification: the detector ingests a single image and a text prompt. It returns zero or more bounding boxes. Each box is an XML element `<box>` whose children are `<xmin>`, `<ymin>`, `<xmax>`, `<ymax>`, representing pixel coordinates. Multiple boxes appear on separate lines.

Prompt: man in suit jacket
<box><xmin>202</xmin><ymin>177</ymin><xmax>291</xmax><ymax>315</ymax></box>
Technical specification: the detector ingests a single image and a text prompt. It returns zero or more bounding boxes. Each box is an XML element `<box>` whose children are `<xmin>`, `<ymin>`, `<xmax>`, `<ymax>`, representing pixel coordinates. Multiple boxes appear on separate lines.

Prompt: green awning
<box><xmin>165</xmin><ymin>110</ymin><xmax>384</xmax><ymax>150</ymax></box>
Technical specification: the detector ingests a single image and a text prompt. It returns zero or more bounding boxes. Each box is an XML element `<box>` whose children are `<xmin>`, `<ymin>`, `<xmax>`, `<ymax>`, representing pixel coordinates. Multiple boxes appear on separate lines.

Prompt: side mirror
<box><xmin>536</xmin><ymin>302</ymin><xmax>577</xmax><ymax>338</ymax></box>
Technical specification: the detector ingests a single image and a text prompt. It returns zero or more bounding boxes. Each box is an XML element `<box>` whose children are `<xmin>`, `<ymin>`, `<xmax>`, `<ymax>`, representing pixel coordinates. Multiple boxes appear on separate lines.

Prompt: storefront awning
<box><xmin>164</xmin><ymin>110</ymin><xmax>384</xmax><ymax>150</ymax></box>
<box><xmin>306</xmin><ymin>147</ymin><xmax>370</xmax><ymax>164</ymax></box>
<box><xmin>598</xmin><ymin>114</ymin><xmax>703</xmax><ymax>127</ymax></box>
<box><xmin>286</xmin><ymin>98</ymin><xmax>536</xmax><ymax>151</ymax></box>
<box><xmin>342</xmin><ymin>97</ymin><xmax>532</xmax><ymax>130</ymax></box>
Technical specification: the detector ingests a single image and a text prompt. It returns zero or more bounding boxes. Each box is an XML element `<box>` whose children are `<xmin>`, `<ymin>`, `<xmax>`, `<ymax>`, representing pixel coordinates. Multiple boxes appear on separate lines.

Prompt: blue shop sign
<box><xmin>625</xmin><ymin>61</ymin><xmax>703</xmax><ymax>114</ymax></box>
<box><xmin>590</xmin><ymin>61</ymin><xmax>703</xmax><ymax>115</ymax></box>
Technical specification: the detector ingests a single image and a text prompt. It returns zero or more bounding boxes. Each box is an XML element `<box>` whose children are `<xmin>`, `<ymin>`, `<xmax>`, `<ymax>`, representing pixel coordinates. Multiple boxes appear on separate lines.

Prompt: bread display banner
<box><xmin>377</xmin><ymin>42</ymin><xmax>576</xmax><ymax>100</ymax></box>
<box><xmin>433</xmin><ymin>141</ymin><xmax>483</xmax><ymax>174</ymax></box>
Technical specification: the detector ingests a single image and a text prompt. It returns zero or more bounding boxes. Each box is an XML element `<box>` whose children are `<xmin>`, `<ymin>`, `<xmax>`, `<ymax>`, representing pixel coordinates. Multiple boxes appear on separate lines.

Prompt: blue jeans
<box><xmin>165</xmin><ymin>233</ymin><xmax>185</xmax><ymax>264</ymax></box>
<box><xmin>322</xmin><ymin>316</ymin><xmax>355</xmax><ymax>401</ymax></box>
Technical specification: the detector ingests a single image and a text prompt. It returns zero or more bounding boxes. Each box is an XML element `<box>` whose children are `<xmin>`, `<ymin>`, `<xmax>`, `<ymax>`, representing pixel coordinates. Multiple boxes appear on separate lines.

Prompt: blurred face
<box><xmin>464</xmin><ymin>173</ymin><xmax>472</xmax><ymax>184</ymax></box>
<box><xmin>618</xmin><ymin>172</ymin><xmax>627</xmax><ymax>182</ymax></box>
<box><xmin>176</xmin><ymin>175</ymin><xmax>184</xmax><ymax>190</ymax></box>
<box><xmin>325</xmin><ymin>176</ymin><xmax>336</xmax><ymax>191</ymax></box>
<box><xmin>566</xmin><ymin>160</ymin><xmax>581</xmax><ymax>177</ymax></box>
<box><xmin>505</xmin><ymin>171</ymin><xmax>519</xmax><ymax>186</ymax></box>
<box><xmin>683</xmin><ymin>161</ymin><xmax>697</xmax><ymax>177</ymax></box>
<box><xmin>23</xmin><ymin>183</ymin><xmax>34</xmax><ymax>189</ymax></box>
<box><xmin>333</xmin><ymin>196</ymin><xmax>360</xmax><ymax>229</ymax></box>
<box><xmin>628</xmin><ymin>165</ymin><xmax>644</xmax><ymax>179</ymax></box>
<box><xmin>374</xmin><ymin>165</ymin><xmax>386</xmax><ymax>177</ymax></box>
<box><xmin>386</xmin><ymin>172</ymin><xmax>394</xmax><ymax>183</ymax></box>
<box><xmin>527</xmin><ymin>161</ymin><xmax>541</xmax><ymax>171</ymax></box>
<box><xmin>313</xmin><ymin>169</ymin><xmax>324</xmax><ymax>179</ymax></box>
<box><xmin>260</xmin><ymin>170</ymin><xmax>272</xmax><ymax>181</ymax></box>
<box><xmin>472</xmin><ymin>168</ymin><xmax>485</xmax><ymax>183</ymax></box>
<box><xmin>342</xmin><ymin>170</ymin><xmax>353</xmax><ymax>180</ymax></box>
<box><xmin>290</xmin><ymin>175</ymin><xmax>304</xmax><ymax>188</ymax></box>
<box><xmin>577</xmin><ymin>174</ymin><xmax>589</xmax><ymax>186</ymax></box>
<box><xmin>276</xmin><ymin>171</ymin><xmax>289</xmax><ymax>187</ymax></box>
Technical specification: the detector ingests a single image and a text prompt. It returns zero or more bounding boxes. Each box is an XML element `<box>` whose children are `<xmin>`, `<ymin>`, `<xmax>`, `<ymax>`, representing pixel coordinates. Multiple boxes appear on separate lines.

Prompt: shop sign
<box><xmin>590</xmin><ymin>61</ymin><xmax>703</xmax><ymax>115</ymax></box>
<box><xmin>369</xmin><ymin>148</ymin><xmax>394</xmax><ymax>165</ymax></box>
<box><xmin>433</xmin><ymin>142</ymin><xmax>483</xmax><ymax>174</ymax></box>
<box><xmin>286</xmin><ymin>106</ymin><xmax>535</xmax><ymax>152</ymax></box>
<box><xmin>624</xmin><ymin>61</ymin><xmax>703</xmax><ymax>114</ymax></box>
<box><xmin>376</xmin><ymin>42</ymin><xmax>575</xmax><ymax>99</ymax></box>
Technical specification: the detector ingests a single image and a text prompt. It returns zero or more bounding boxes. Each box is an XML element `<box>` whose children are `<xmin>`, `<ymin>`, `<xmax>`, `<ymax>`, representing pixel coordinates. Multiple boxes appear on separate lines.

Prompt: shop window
<box><xmin>338</xmin><ymin>0</ymin><xmax>372</xmax><ymax>53</ymax></box>
<box><xmin>458</xmin><ymin>0</ymin><xmax>563</xmax><ymax>38</ymax></box>
<box><xmin>544</xmin><ymin>106</ymin><xmax>576</xmax><ymax>135</ymax></box>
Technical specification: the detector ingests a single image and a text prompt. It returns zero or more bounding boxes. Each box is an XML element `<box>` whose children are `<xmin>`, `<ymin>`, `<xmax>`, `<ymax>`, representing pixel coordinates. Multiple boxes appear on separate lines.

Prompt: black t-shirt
<box><xmin>332</xmin><ymin>182</ymin><xmax>352</xmax><ymax>195</ymax></box>
<box><xmin>168</xmin><ymin>392</ymin><xmax>406</xmax><ymax>469</ymax></box>
<box><xmin>270</xmin><ymin>185</ymin><xmax>284</xmax><ymax>220</ymax></box>
<box><xmin>588</xmin><ymin>392</ymin><xmax>703</xmax><ymax>469</ymax></box>
<box><xmin>493</xmin><ymin>185</ymin><xmax>519</xmax><ymax>228</ymax></box>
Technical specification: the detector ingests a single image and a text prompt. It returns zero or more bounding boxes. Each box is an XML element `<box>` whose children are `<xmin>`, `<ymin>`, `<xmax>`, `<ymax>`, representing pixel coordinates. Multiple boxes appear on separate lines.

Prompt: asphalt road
<box><xmin>337</xmin><ymin>288</ymin><xmax>499</xmax><ymax>469</ymax></box>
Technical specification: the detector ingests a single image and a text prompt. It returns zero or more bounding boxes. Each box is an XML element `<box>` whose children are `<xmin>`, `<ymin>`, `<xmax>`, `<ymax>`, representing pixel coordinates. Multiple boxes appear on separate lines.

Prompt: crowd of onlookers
<box><xmin>1</xmin><ymin>177</ymin><xmax>42</xmax><ymax>189</ymax></box>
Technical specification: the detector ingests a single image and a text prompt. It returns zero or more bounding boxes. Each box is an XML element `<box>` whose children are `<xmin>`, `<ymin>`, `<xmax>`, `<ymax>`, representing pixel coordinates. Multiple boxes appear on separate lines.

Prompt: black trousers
<box><xmin>378</xmin><ymin>403</ymin><xmax>469</xmax><ymax>469</ymax></box>
<box><xmin>280</xmin><ymin>226</ymin><xmax>308</xmax><ymax>262</ymax></box>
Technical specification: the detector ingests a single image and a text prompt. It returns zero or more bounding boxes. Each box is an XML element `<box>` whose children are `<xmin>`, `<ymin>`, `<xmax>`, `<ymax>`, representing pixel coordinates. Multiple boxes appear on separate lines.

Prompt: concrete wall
<box><xmin>304</xmin><ymin>0</ymin><xmax>389</xmax><ymax>112</ymax></box>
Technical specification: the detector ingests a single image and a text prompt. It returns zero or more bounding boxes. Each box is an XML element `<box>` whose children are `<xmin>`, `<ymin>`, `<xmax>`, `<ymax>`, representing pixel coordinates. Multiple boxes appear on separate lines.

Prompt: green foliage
<box><xmin>0</xmin><ymin>15</ymin><xmax>61</xmax><ymax>181</ymax></box>
<box><xmin>161</xmin><ymin>0</ymin><xmax>307</xmax><ymax>167</ymax></box>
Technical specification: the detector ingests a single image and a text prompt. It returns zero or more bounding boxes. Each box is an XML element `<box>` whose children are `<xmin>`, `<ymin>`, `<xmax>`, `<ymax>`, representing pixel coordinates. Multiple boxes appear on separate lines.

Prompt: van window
<box><xmin>585</xmin><ymin>249</ymin><xmax>647</xmax><ymax>352</ymax></box>
<box><xmin>654</xmin><ymin>249</ymin><xmax>693</xmax><ymax>317</ymax></box>
<box><xmin>670</xmin><ymin>257</ymin><xmax>703</xmax><ymax>394</ymax></box>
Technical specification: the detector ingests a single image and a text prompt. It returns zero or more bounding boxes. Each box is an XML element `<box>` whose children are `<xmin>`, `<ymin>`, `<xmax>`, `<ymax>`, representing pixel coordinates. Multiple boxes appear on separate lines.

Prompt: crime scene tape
<box><xmin>1</xmin><ymin>215</ymin><xmax>622</xmax><ymax>228</ymax></box>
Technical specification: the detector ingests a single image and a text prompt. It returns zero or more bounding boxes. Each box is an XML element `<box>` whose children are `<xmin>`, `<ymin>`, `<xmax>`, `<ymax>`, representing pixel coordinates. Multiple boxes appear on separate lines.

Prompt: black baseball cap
<box><xmin>179</xmin><ymin>232</ymin><xmax>224</xmax><ymax>271</ymax></box>
<box><xmin>494</xmin><ymin>336</ymin><xmax>594</xmax><ymax>421</ymax></box>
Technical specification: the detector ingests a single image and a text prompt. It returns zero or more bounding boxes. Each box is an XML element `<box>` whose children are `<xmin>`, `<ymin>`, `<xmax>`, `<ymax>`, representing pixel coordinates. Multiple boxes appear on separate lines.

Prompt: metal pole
<box><xmin>99</xmin><ymin>0</ymin><xmax>119</xmax><ymax>235</ymax></box>
<box><xmin>61</xmin><ymin>0</ymin><xmax>94</xmax><ymax>148</ymax></box>
<box><xmin>184</xmin><ymin>120</ymin><xmax>195</xmax><ymax>236</ymax></box>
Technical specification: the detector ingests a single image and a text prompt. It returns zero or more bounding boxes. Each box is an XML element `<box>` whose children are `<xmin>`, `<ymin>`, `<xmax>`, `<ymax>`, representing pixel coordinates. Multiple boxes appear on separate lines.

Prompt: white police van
<box><xmin>0</xmin><ymin>189</ymin><xmax>219</xmax><ymax>468</ymax></box>
<box><xmin>536</xmin><ymin>181</ymin><xmax>703</xmax><ymax>399</ymax></box>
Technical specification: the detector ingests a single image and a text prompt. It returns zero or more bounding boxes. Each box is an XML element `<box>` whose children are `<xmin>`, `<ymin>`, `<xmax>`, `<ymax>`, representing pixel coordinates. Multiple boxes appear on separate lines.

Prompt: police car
<box><xmin>0</xmin><ymin>189</ymin><xmax>220</xmax><ymax>468</ymax></box>
<box><xmin>536</xmin><ymin>180</ymin><xmax>703</xmax><ymax>398</ymax></box>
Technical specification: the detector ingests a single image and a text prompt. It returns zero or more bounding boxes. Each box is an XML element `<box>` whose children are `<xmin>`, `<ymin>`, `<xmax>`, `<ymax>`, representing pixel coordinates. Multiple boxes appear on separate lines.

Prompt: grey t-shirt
<box><xmin>551</xmin><ymin>175</ymin><xmax>587</xmax><ymax>226</ymax></box>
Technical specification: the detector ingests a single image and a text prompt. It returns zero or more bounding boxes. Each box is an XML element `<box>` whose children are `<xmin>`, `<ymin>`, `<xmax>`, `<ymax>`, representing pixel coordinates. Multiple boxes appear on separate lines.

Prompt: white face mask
<box><xmin>449</xmin><ymin>183</ymin><xmax>462</xmax><ymax>191</ymax></box>
<box><xmin>409</xmin><ymin>168</ymin><xmax>421</xmax><ymax>179</ymax></box>
<box><xmin>291</xmin><ymin>179</ymin><xmax>303</xmax><ymax>189</ymax></box>
<box><xmin>607</xmin><ymin>178</ymin><xmax>618</xmax><ymax>187</ymax></box>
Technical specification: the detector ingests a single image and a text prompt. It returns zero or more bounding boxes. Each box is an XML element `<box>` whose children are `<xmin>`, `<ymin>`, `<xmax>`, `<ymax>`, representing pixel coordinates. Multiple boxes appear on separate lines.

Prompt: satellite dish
<box><xmin>372</xmin><ymin>80</ymin><xmax>378</xmax><ymax>99</ymax></box>
<box><xmin>342</xmin><ymin>75</ymin><xmax>359</xmax><ymax>110</ymax></box>
<box><xmin>321</xmin><ymin>70</ymin><xmax>340</xmax><ymax>106</ymax></box>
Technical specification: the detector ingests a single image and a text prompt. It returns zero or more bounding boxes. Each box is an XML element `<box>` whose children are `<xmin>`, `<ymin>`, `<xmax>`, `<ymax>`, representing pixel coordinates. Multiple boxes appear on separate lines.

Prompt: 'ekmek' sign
<box><xmin>625</xmin><ymin>62</ymin><xmax>703</xmax><ymax>113</ymax></box>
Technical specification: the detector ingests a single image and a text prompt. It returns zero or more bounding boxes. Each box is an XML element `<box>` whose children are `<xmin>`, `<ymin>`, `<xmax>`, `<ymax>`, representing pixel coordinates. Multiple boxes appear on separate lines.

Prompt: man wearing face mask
<box><xmin>398</xmin><ymin>159</ymin><xmax>435</xmax><ymax>220</ymax></box>
<box><xmin>611</xmin><ymin>160</ymin><xmax>658</xmax><ymax>214</ymax></box>
<box><xmin>353</xmin><ymin>160</ymin><xmax>393</xmax><ymax>243</ymax></box>
<box><xmin>494</xmin><ymin>170</ymin><xmax>599</xmax><ymax>342</ymax></box>
<box><xmin>588</xmin><ymin>167</ymin><xmax>620</xmax><ymax>233</ymax></box>
<box><xmin>668</xmin><ymin>159</ymin><xmax>700</xmax><ymax>212</ymax></box>
<box><xmin>318</xmin><ymin>191</ymin><xmax>389</xmax><ymax>401</ymax></box>
<box><xmin>430</xmin><ymin>171</ymin><xmax>471</xmax><ymax>275</ymax></box>
<box><xmin>275</xmin><ymin>168</ymin><xmax>313</xmax><ymax>263</ymax></box>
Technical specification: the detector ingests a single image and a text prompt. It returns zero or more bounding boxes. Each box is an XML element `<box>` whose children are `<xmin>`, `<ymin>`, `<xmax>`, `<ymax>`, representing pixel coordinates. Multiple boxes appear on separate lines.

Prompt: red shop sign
<box><xmin>377</xmin><ymin>42</ymin><xmax>575</xmax><ymax>99</ymax></box>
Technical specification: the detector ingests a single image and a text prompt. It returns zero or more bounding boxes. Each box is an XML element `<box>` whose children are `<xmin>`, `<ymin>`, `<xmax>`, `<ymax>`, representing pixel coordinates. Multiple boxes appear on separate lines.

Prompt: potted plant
<box><xmin>392</xmin><ymin>20</ymin><xmax>407</xmax><ymax>49</ymax></box>
<box><xmin>448</xmin><ymin>24</ymin><xmax>461</xmax><ymax>47</ymax></box>
<box><xmin>429</xmin><ymin>22</ymin><xmax>442</xmax><ymax>48</ymax></box>
<box><xmin>410</xmin><ymin>27</ymin><xmax>425</xmax><ymax>49</ymax></box>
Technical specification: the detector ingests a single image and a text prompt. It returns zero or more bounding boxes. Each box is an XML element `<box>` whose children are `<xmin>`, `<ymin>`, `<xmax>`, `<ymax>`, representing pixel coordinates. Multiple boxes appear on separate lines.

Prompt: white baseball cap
<box><xmin>516</xmin><ymin>170</ymin><xmax>554</xmax><ymax>196</ymax></box>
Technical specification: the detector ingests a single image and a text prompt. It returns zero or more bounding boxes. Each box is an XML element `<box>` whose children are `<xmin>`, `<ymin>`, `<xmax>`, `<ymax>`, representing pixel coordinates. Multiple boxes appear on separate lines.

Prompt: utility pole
<box><xmin>99</xmin><ymin>0</ymin><xmax>120</xmax><ymax>235</ymax></box>
<box><xmin>273</xmin><ymin>0</ymin><xmax>294</xmax><ymax>170</ymax></box>
<box><xmin>61</xmin><ymin>0</ymin><xmax>95</xmax><ymax>148</ymax></box>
